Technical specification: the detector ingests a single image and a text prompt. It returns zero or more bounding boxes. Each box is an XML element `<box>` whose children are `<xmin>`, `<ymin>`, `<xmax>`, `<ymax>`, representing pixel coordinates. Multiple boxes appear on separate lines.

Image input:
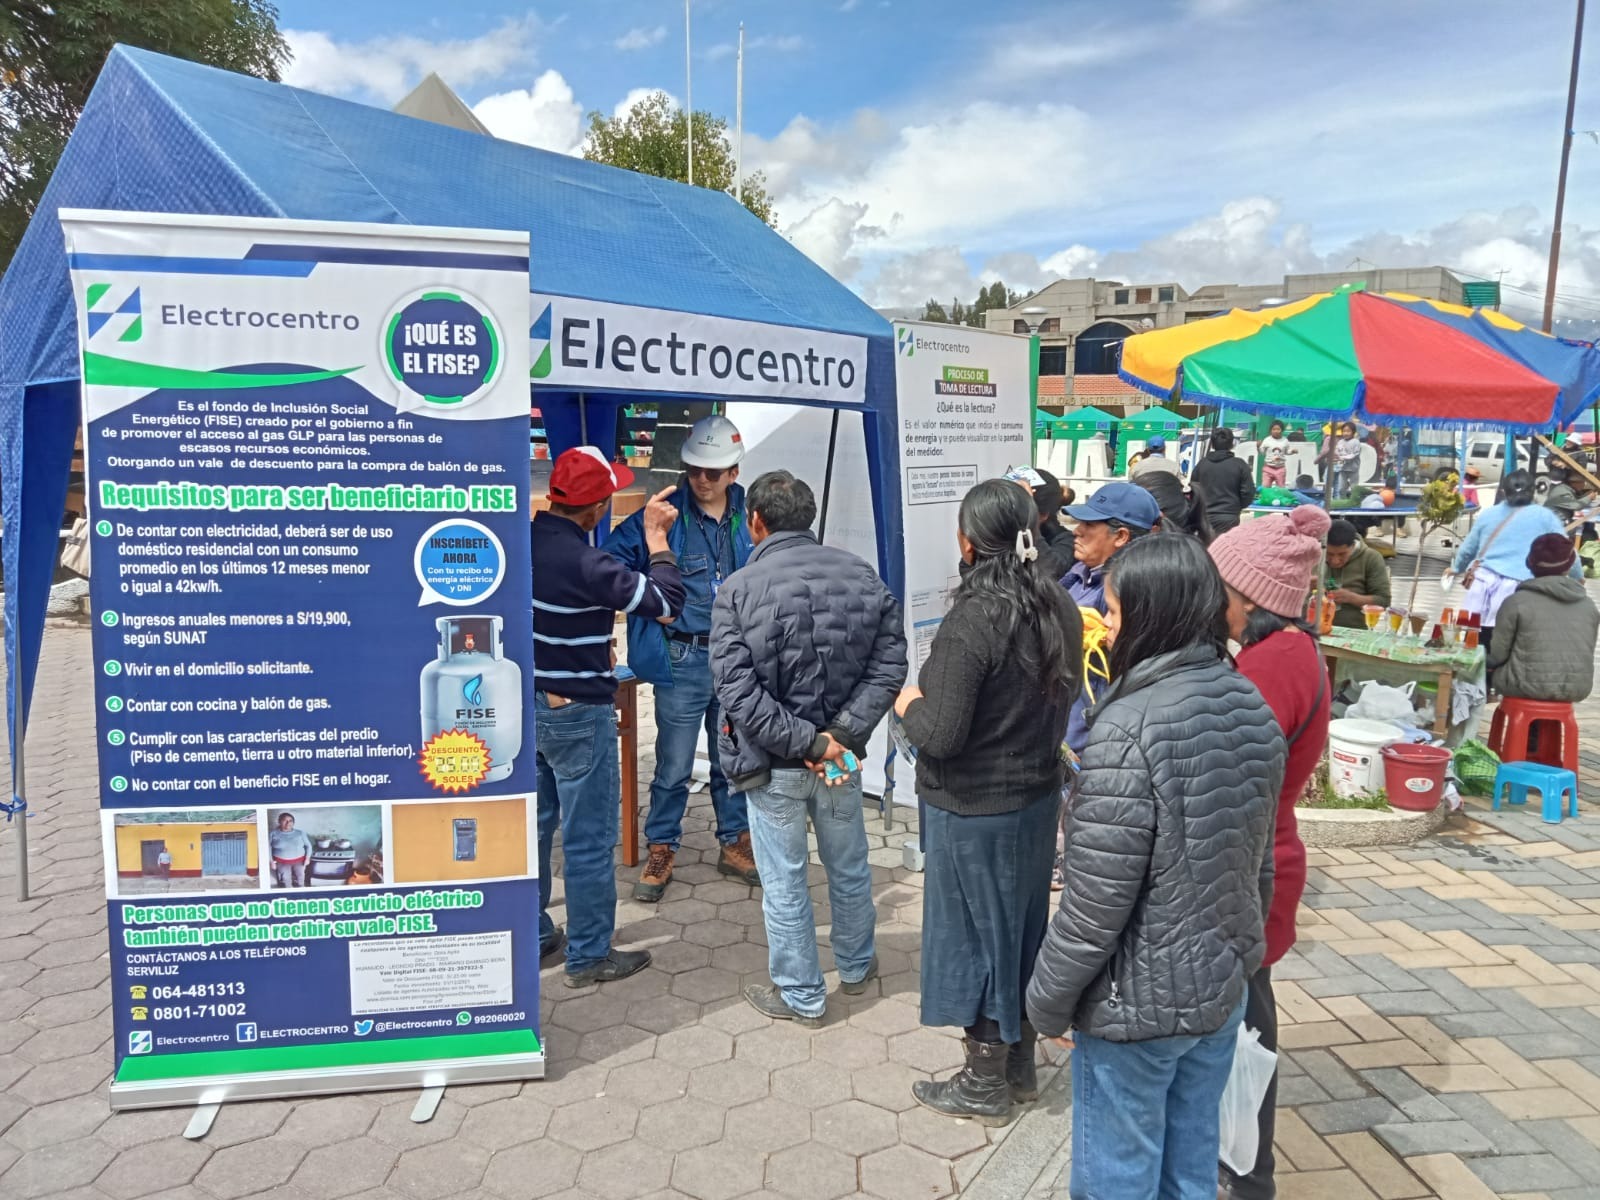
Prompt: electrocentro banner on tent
<box><xmin>890</xmin><ymin>321</ymin><xmax>1034</xmax><ymax>803</ymax></box>
<box><xmin>61</xmin><ymin>210</ymin><xmax>542</xmax><ymax>1109</ymax></box>
<box><xmin>531</xmin><ymin>293</ymin><xmax>867</xmax><ymax>406</ymax></box>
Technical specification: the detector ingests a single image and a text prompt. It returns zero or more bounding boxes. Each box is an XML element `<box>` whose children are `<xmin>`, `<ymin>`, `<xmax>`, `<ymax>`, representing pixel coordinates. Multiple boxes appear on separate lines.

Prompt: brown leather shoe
<box><xmin>633</xmin><ymin>843</ymin><xmax>675</xmax><ymax>903</ymax></box>
<box><xmin>717</xmin><ymin>831</ymin><xmax>761</xmax><ymax>886</ymax></box>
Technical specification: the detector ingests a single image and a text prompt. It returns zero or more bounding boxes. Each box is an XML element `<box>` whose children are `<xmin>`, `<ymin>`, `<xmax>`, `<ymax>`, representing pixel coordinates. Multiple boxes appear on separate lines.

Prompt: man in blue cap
<box><xmin>1129</xmin><ymin>433</ymin><xmax>1180</xmax><ymax>481</ymax></box>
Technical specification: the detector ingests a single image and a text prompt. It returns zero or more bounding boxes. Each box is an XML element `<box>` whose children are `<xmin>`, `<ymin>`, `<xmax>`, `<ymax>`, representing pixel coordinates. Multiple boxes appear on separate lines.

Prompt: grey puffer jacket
<box><xmin>1026</xmin><ymin>645</ymin><xmax>1284</xmax><ymax>1043</ymax></box>
<box><xmin>711</xmin><ymin>530</ymin><xmax>907</xmax><ymax>790</ymax></box>
<box><xmin>1487</xmin><ymin>575</ymin><xmax>1600</xmax><ymax>702</ymax></box>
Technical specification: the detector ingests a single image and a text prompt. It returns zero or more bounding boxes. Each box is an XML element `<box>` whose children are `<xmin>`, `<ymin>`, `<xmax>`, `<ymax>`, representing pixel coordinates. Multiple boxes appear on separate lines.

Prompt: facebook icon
<box><xmin>235</xmin><ymin>1022</ymin><xmax>258</xmax><ymax>1043</ymax></box>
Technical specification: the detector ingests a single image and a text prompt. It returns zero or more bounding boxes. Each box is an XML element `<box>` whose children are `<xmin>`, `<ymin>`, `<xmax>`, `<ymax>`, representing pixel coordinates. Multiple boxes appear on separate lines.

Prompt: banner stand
<box><xmin>63</xmin><ymin>210</ymin><xmax>542</xmax><ymax>1116</ymax></box>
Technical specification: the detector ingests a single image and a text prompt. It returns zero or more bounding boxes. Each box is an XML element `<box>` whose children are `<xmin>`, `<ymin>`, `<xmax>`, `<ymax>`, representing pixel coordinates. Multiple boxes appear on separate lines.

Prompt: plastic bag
<box><xmin>1453</xmin><ymin>738</ymin><xmax>1501</xmax><ymax>797</ymax></box>
<box><xmin>1346</xmin><ymin>679</ymin><xmax>1416</xmax><ymax>723</ymax></box>
<box><xmin>1219</xmin><ymin>1022</ymin><xmax>1277</xmax><ymax>1175</ymax></box>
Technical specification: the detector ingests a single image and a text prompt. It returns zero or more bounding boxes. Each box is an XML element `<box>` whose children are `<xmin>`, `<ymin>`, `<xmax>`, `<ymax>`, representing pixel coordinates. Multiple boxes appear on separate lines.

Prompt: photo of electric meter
<box><xmin>453</xmin><ymin>818</ymin><xmax>478</xmax><ymax>861</ymax></box>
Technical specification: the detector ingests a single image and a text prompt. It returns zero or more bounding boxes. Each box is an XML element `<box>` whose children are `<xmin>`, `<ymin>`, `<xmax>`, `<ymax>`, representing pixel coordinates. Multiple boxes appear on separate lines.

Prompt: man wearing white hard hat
<box><xmin>607</xmin><ymin>414</ymin><xmax>758</xmax><ymax>901</ymax></box>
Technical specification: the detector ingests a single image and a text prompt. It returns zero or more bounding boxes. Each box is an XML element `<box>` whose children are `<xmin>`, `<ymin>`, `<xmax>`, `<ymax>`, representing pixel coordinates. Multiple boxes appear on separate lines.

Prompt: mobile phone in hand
<box><xmin>824</xmin><ymin>751</ymin><xmax>860</xmax><ymax>782</ymax></box>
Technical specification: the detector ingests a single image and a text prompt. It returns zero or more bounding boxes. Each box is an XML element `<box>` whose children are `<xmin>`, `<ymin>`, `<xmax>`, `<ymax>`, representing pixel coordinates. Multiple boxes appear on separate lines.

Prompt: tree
<box><xmin>0</xmin><ymin>1</ymin><xmax>289</xmax><ymax>272</ymax></box>
<box><xmin>919</xmin><ymin>299</ymin><xmax>949</xmax><ymax>323</ymax></box>
<box><xmin>583</xmin><ymin>91</ymin><xmax>775</xmax><ymax>225</ymax></box>
<box><xmin>1406</xmin><ymin>473</ymin><xmax>1466</xmax><ymax>615</ymax></box>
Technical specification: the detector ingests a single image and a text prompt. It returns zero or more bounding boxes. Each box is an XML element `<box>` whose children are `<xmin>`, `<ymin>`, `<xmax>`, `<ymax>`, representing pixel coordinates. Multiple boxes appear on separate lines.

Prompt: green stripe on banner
<box><xmin>84</xmin><ymin>353</ymin><xmax>360</xmax><ymax>390</ymax></box>
<box><xmin>113</xmin><ymin>1029</ymin><xmax>541</xmax><ymax>1082</ymax></box>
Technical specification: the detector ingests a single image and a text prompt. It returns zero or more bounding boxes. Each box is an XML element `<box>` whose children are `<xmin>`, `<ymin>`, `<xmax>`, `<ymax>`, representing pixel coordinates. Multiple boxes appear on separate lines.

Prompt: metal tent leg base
<box><xmin>411</xmin><ymin>1085</ymin><xmax>446</xmax><ymax>1123</ymax></box>
<box><xmin>901</xmin><ymin>837</ymin><xmax>924</xmax><ymax>873</ymax></box>
<box><xmin>183</xmin><ymin>1102</ymin><xmax>221</xmax><ymax>1140</ymax></box>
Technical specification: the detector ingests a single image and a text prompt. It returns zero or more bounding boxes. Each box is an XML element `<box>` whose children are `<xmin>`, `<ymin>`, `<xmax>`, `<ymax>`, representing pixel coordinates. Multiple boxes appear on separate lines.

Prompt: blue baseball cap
<box><xmin>1064</xmin><ymin>481</ymin><xmax>1161</xmax><ymax>530</ymax></box>
<box><xmin>1146</xmin><ymin>434</ymin><xmax>1166</xmax><ymax>451</ymax></box>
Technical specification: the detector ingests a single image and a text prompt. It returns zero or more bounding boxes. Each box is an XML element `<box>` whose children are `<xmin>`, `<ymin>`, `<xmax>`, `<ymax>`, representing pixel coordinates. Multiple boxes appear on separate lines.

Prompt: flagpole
<box><xmin>685</xmin><ymin>0</ymin><xmax>695</xmax><ymax>187</ymax></box>
<box><xmin>1543</xmin><ymin>0</ymin><xmax>1586</xmax><ymax>333</ymax></box>
<box><xmin>735</xmin><ymin>23</ymin><xmax>744</xmax><ymax>203</ymax></box>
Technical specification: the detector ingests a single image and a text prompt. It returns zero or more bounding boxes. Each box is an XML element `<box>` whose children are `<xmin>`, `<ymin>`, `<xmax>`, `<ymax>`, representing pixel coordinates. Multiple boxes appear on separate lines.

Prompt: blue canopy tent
<box><xmin>0</xmin><ymin>48</ymin><xmax>900</xmax><ymax>800</ymax></box>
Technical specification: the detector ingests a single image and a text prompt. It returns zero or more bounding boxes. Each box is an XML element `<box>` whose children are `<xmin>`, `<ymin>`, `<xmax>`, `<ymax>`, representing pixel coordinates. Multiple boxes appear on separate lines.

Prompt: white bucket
<box><xmin>1328</xmin><ymin>718</ymin><xmax>1403</xmax><ymax>799</ymax></box>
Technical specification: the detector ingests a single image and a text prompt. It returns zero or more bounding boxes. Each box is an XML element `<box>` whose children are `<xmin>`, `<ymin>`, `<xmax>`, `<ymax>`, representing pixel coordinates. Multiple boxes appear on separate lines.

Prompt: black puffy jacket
<box><xmin>710</xmin><ymin>530</ymin><xmax>907</xmax><ymax>790</ymax></box>
<box><xmin>1191</xmin><ymin>449</ymin><xmax>1256</xmax><ymax>533</ymax></box>
<box><xmin>1027</xmin><ymin>645</ymin><xmax>1284</xmax><ymax>1043</ymax></box>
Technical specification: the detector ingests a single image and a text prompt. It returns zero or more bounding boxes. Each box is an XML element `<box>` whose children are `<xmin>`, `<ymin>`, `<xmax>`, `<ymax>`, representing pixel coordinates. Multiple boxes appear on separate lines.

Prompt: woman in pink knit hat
<box><xmin>1209</xmin><ymin>506</ymin><xmax>1334</xmax><ymax>1200</ymax></box>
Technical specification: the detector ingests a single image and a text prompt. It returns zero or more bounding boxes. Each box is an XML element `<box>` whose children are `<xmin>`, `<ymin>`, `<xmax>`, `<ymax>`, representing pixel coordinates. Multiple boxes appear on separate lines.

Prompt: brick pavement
<box><xmin>5</xmin><ymin>561</ymin><xmax>1600</xmax><ymax>1198</ymax></box>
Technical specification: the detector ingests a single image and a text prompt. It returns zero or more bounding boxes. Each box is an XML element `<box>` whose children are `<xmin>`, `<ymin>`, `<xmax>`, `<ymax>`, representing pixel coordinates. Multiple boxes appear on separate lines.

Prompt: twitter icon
<box><xmin>354</xmin><ymin>1019</ymin><xmax>374</xmax><ymax>1037</ymax></box>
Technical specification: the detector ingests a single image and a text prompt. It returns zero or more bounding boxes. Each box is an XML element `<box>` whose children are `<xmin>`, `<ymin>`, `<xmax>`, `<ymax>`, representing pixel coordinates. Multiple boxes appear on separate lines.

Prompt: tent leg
<box><xmin>817</xmin><ymin>410</ymin><xmax>841</xmax><ymax>542</ymax></box>
<box><xmin>13</xmin><ymin>649</ymin><xmax>28</xmax><ymax>902</ymax></box>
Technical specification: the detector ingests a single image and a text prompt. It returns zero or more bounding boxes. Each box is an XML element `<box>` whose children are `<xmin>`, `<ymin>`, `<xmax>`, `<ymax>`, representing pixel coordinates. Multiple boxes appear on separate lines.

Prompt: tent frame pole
<box><xmin>13</xmin><ymin>655</ymin><xmax>29</xmax><ymax>902</ymax></box>
<box><xmin>817</xmin><ymin>410</ymin><xmax>840</xmax><ymax>542</ymax></box>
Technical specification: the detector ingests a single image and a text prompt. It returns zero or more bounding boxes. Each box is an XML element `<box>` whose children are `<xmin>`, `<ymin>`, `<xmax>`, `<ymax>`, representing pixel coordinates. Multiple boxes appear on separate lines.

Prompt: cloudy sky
<box><xmin>274</xmin><ymin>0</ymin><xmax>1600</xmax><ymax>327</ymax></box>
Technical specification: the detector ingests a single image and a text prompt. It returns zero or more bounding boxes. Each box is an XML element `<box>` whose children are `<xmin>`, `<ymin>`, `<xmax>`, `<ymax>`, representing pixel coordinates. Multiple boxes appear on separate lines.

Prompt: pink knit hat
<box><xmin>1208</xmin><ymin>505</ymin><xmax>1333</xmax><ymax>618</ymax></box>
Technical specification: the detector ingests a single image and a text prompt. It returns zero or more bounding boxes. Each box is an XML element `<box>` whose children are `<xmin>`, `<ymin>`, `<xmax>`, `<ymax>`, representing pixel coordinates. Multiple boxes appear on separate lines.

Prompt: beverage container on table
<box><xmin>1427</xmin><ymin>623</ymin><xmax>1446</xmax><ymax>649</ymax></box>
<box><xmin>1440</xmin><ymin>606</ymin><xmax>1456</xmax><ymax>627</ymax></box>
<box><xmin>1387</xmin><ymin>608</ymin><xmax>1405</xmax><ymax>634</ymax></box>
<box><xmin>1408</xmin><ymin>613</ymin><xmax>1427</xmax><ymax>637</ymax></box>
<box><xmin>1362</xmin><ymin>605</ymin><xmax>1383</xmax><ymax>630</ymax></box>
<box><xmin>1465</xmin><ymin>627</ymin><xmax>1480</xmax><ymax>650</ymax></box>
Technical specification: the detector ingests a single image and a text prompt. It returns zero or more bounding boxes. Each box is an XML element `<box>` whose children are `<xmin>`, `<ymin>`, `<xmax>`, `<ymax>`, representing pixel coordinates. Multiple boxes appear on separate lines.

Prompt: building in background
<box><xmin>990</xmin><ymin>267</ymin><xmax>1467</xmax><ymax>413</ymax></box>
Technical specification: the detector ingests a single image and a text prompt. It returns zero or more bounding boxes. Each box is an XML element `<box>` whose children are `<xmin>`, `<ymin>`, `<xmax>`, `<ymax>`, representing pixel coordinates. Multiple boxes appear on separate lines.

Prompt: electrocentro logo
<box><xmin>531</xmin><ymin>303</ymin><xmax>553</xmax><ymax>379</ymax></box>
<box><xmin>128</xmin><ymin>1030</ymin><xmax>153</xmax><ymax>1055</ymax></box>
<box><xmin>896</xmin><ymin>326</ymin><xmax>915</xmax><ymax>357</ymax></box>
<box><xmin>86</xmin><ymin>283</ymin><xmax>143</xmax><ymax>343</ymax></box>
<box><xmin>383</xmin><ymin>287</ymin><xmax>503</xmax><ymax>408</ymax></box>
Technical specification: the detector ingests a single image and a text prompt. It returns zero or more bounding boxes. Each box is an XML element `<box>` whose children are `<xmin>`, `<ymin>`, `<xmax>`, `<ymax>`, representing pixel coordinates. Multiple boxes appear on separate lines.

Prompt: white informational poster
<box><xmin>891</xmin><ymin>322</ymin><xmax>1034</xmax><ymax>806</ymax></box>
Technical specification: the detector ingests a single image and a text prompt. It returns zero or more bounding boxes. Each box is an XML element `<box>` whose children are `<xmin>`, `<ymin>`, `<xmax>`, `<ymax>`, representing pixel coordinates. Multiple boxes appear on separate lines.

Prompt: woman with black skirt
<box><xmin>893</xmin><ymin>479</ymin><xmax>1083</xmax><ymax>1126</ymax></box>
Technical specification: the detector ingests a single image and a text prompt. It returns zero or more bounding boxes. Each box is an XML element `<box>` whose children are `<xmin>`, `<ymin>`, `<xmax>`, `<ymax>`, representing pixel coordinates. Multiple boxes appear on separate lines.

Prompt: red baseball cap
<box><xmin>548</xmin><ymin>447</ymin><xmax>635</xmax><ymax>506</ymax></box>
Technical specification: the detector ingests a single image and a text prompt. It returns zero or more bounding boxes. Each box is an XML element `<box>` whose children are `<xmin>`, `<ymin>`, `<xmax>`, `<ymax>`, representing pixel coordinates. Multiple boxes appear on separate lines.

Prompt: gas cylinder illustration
<box><xmin>420</xmin><ymin>615</ymin><xmax>523</xmax><ymax>783</ymax></box>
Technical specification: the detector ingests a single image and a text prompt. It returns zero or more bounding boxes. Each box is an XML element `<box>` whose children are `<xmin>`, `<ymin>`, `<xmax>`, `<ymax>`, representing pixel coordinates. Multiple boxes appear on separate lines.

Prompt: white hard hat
<box><xmin>680</xmin><ymin>415</ymin><xmax>745</xmax><ymax>469</ymax></box>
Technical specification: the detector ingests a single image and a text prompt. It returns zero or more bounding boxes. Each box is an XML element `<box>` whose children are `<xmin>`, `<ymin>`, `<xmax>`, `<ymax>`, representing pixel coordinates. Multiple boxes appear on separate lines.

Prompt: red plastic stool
<box><xmin>1489</xmin><ymin>698</ymin><xmax>1579</xmax><ymax>774</ymax></box>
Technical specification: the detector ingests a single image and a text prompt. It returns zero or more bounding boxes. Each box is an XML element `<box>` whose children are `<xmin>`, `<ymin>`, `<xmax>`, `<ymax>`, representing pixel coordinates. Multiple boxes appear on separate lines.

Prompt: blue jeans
<box><xmin>535</xmin><ymin>694</ymin><xmax>619</xmax><ymax>974</ymax></box>
<box><xmin>1070</xmin><ymin>996</ymin><xmax>1246</xmax><ymax>1199</ymax></box>
<box><xmin>645</xmin><ymin>642</ymin><xmax>747</xmax><ymax>849</ymax></box>
<box><xmin>745</xmin><ymin>768</ymin><xmax>876</xmax><ymax>1017</ymax></box>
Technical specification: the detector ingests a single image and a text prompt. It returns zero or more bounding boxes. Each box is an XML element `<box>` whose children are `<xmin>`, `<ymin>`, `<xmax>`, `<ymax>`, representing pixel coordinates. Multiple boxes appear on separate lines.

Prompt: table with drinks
<box><xmin>1320</xmin><ymin>605</ymin><xmax>1487</xmax><ymax>739</ymax></box>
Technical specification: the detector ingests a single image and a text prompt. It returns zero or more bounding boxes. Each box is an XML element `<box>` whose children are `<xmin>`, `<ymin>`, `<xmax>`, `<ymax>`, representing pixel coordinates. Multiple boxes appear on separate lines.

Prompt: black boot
<box><xmin>911</xmin><ymin>1037</ymin><xmax>1013</xmax><ymax>1127</ymax></box>
<box><xmin>1008</xmin><ymin>1022</ymin><xmax>1039</xmax><ymax>1103</ymax></box>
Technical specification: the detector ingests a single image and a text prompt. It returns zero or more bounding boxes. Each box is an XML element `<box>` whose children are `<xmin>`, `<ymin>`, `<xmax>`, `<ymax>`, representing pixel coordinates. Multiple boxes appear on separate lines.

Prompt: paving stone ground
<box><xmin>6</xmin><ymin>539</ymin><xmax>1600</xmax><ymax>1199</ymax></box>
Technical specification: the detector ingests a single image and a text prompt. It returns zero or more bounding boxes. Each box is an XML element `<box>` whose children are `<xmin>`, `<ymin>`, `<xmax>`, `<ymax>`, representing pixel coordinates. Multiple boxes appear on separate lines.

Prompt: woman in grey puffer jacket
<box><xmin>1027</xmin><ymin>534</ymin><xmax>1285</xmax><ymax>1199</ymax></box>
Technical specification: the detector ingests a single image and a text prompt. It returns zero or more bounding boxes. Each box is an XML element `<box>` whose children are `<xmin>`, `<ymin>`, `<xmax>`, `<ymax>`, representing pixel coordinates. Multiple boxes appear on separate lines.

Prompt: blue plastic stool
<box><xmin>1492</xmin><ymin>761</ymin><xmax>1579</xmax><ymax>823</ymax></box>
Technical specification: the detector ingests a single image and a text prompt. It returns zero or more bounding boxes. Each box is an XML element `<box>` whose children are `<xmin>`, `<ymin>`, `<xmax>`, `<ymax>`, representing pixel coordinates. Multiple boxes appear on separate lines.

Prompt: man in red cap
<box><xmin>533</xmin><ymin>447</ymin><xmax>684</xmax><ymax>987</ymax></box>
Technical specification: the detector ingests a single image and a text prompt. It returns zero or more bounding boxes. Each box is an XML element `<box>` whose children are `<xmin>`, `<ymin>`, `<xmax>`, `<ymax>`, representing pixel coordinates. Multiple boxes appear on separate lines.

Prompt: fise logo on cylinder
<box><xmin>383</xmin><ymin>287</ymin><xmax>502</xmax><ymax>410</ymax></box>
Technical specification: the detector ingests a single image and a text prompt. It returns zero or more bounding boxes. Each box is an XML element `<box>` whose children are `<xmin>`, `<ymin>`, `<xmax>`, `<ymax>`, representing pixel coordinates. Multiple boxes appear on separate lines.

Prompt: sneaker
<box><xmin>717</xmin><ymin>831</ymin><xmax>761</xmax><ymax>886</ymax></box>
<box><xmin>540</xmin><ymin>926</ymin><xmax>567</xmax><ymax>964</ymax></box>
<box><xmin>1050</xmin><ymin>853</ymin><xmax>1065</xmax><ymax>892</ymax></box>
<box><xmin>744</xmin><ymin>982</ymin><xmax>823</xmax><ymax>1028</ymax></box>
<box><xmin>633</xmin><ymin>843</ymin><xmax>675</xmax><ymax>903</ymax></box>
<box><xmin>564</xmin><ymin>948</ymin><xmax>652</xmax><ymax>988</ymax></box>
<box><xmin>841</xmin><ymin>955</ymin><xmax>879</xmax><ymax>996</ymax></box>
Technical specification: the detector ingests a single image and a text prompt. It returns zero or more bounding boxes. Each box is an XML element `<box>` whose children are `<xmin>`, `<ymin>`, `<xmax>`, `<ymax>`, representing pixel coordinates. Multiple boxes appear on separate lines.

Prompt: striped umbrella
<box><xmin>1118</xmin><ymin>285</ymin><xmax>1600</xmax><ymax>432</ymax></box>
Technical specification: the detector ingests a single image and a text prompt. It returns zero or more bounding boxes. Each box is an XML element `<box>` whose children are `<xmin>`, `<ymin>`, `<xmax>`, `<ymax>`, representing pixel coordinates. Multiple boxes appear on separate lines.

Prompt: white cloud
<box><xmin>283</xmin><ymin>19</ymin><xmax>539</xmax><ymax>103</ymax></box>
<box><xmin>840</xmin><ymin>0</ymin><xmax>861</xmax><ymax>10</ymax></box>
<box><xmin>473</xmin><ymin>70</ymin><xmax>585</xmax><ymax>155</ymax></box>
<box><xmin>787</xmin><ymin>199</ymin><xmax>877</xmax><ymax>283</ymax></box>
<box><xmin>707</xmin><ymin>34</ymin><xmax>808</xmax><ymax>62</ymax></box>
<box><xmin>615</xmin><ymin>26</ymin><xmax>666</xmax><ymax>52</ymax></box>
<box><xmin>1098</xmin><ymin>197</ymin><xmax>1322</xmax><ymax>284</ymax></box>
<box><xmin>612</xmin><ymin>87</ymin><xmax>675</xmax><ymax>121</ymax></box>
<box><xmin>865</xmin><ymin>247</ymin><xmax>978</xmax><ymax>310</ymax></box>
<box><xmin>987</xmin><ymin>33</ymin><xmax>1150</xmax><ymax>77</ymax></box>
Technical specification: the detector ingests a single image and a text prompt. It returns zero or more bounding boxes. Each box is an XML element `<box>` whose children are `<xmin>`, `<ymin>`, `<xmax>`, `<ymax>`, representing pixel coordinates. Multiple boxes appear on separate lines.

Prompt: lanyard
<box><xmin>693</xmin><ymin>507</ymin><xmax>728</xmax><ymax>581</ymax></box>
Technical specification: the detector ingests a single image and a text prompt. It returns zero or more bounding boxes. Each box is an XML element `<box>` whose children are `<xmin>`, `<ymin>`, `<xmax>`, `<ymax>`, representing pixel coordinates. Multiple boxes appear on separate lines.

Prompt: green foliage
<box><xmin>920</xmin><ymin>298</ymin><xmax>949</xmax><ymax>323</ymax></box>
<box><xmin>918</xmin><ymin>280</ymin><xmax>1030</xmax><ymax>326</ymax></box>
<box><xmin>0</xmin><ymin>0</ymin><xmax>289</xmax><ymax>273</ymax></box>
<box><xmin>1416</xmin><ymin>473</ymin><xmax>1466</xmax><ymax>527</ymax></box>
<box><xmin>582</xmin><ymin>91</ymin><xmax>775</xmax><ymax>225</ymax></box>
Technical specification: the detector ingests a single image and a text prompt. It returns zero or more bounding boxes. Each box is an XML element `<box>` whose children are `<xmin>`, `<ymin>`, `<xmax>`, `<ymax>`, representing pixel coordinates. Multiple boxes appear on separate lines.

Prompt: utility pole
<box><xmin>685</xmin><ymin>0</ymin><xmax>694</xmax><ymax>187</ymax></box>
<box><xmin>735</xmin><ymin>24</ymin><xmax>744</xmax><ymax>203</ymax></box>
<box><xmin>1544</xmin><ymin>0</ymin><xmax>1587</xmax><ymax>332</ymax></box>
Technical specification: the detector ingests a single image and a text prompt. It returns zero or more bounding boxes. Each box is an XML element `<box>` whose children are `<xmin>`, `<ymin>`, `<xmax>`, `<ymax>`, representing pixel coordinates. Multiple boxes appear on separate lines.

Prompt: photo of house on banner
<box><xmin>108</xmin><ymin>809</ymin><xmax>258</xmax><ymax>896</ymax></box>
<box><xmin>390</xmin><ymin>797</ymin><xmax>529</xmax><ymax>884</ymax></box>
<box><xmin>264</xmin><ymin>805</ymin><xmax>384</xmax><ymax>889</ymax></box>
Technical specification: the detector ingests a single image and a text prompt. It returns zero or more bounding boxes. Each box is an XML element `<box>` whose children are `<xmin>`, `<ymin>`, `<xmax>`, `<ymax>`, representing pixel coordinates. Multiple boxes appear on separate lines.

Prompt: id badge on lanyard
<box><xmin>710</xmin><ymin>571</ymin><xmax>722</xmax><ymax>599</ymax></box>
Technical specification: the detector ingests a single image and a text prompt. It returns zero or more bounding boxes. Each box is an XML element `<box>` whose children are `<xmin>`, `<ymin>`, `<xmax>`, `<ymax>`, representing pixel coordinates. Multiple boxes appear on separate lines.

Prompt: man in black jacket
<box><xmin>711</xmin><ymin>470</ymin><xmax>907</xmax><ymax>1025</ymax></box>
<box><xmin>1191</xmin><ymin>428</ymin><xmax>1256</xmax><ymax>533</ymax></box>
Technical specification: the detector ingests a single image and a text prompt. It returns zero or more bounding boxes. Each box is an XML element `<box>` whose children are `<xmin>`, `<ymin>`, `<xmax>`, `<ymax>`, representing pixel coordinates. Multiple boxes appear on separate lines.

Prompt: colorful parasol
<box><xmin>1119</xmin><ymin>285</ymin><xmax>1600</xmax><ymax>431</ymax></box>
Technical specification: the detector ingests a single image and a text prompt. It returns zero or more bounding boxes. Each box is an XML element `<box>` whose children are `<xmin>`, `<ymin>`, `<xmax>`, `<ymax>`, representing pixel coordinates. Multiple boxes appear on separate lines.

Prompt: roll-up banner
<box><xmin>60</xmin><ymin>211</ymin><xmax>540</xmax><ymax>1109</ymax></box>
<box><xmin>890</xmin><ymin>321</ymin><xmax>1033</xmax><ymax>805</ymax></box>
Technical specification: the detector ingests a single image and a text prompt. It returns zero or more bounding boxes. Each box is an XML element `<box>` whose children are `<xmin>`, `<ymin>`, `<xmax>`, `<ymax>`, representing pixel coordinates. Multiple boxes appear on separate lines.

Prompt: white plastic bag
<box><xmin>1218</xmin><ymin>1022</ymin><xmax>1277</xmax><ymax>1175</ymax></box>
<box><xmin>1345</xmin><ymin>679</ymin><xmax>1416</xmax><ymax>723</ymax></box>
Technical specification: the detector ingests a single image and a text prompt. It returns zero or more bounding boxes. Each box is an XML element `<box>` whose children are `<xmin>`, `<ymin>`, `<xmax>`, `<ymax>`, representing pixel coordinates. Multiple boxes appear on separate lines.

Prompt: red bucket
<box><xmin>1380</xmin><ymin>743</ymin><xmax>1451</xmax><ymax>811</ymax></box>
